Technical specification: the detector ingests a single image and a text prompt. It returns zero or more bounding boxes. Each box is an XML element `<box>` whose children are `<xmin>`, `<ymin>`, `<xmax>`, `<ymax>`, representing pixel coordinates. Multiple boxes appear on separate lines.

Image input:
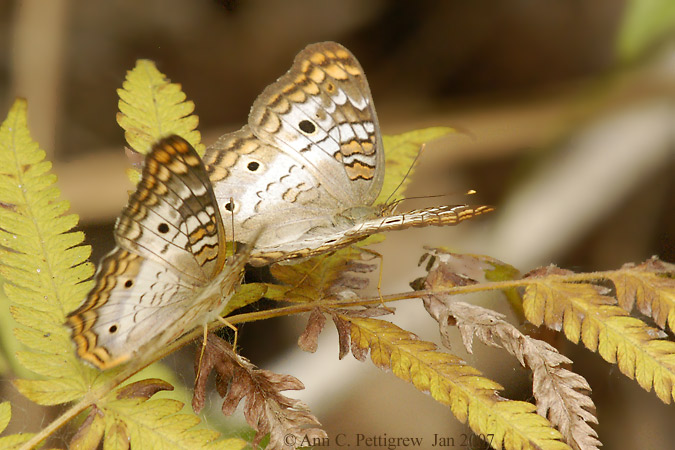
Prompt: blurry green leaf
<box><xmin>221</xmin><ymin>283</ymin><xmax>267</xmax><ymax>317</ymax></box>
<box><xmin>377</xmin><ymin>127</ymin><xmax>455</xmax><ymax>204</ymax></box>
<box><xmin>0</xmin><ymin>402</ymin><xmax>10</xmax><ymax>433</ymax></box>
<box><xmin>618</xmin><ymin>0</ymin><xmax>675</xmax><ymax>62</ymax></box>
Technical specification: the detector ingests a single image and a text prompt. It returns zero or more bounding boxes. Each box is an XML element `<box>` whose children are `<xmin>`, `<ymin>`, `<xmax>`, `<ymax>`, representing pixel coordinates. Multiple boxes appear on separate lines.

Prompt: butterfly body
<box><xmin>204</xmin><ymin>41</ymin><xmax>491</xmax><ymax>266</ymax></box>
<box><xmin>67</xmin><ymin>136</ymin><xmax>246</xmax><ymax>369</ymax></box>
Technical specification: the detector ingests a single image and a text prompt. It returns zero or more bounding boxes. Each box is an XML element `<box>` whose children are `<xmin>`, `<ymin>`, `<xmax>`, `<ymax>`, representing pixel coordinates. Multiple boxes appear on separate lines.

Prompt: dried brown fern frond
<box><xmin>192</xmin><ymin>334</ymin><xmax>325</xmax><ymax>449</ymax></box>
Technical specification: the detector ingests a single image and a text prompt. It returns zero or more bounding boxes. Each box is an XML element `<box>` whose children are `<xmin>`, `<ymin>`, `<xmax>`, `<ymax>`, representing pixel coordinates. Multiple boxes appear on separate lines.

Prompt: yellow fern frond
<box><xmin>609</xmin><ymin>258</ymin><xmax>675</xmax><ymax>333</ymax></box>
<box><xmin>343</xmin><ymin>316</ymin><xmax>571</xmax><ymax>450</ymax></box>
<box><xmin>377</xmin><ymin>127</ymin><xmax>455</xmax><ymax>204</ymax></box>
<box><xmin>103</xmin><ymin>397</ymin><xmax>236</xmax><ymax>449</ymax></box>
<box><xmin>117</xmin><ymin>59</ymin><xmax>203</xmax><ymax>158</ymax></box>
<box><xmin>67</xmin><ymin>390</ymin><xmax>248</xmax><ymax>450</ymax></box>
<box><xmin>523</xmin><ymin>278</ymin><xmax>675</xmax><ymax>403</ymax></box>
<box><xmin>0</xmin><ymin>99</ymin><xmax>96</xmax><ymax>405</ymax></box>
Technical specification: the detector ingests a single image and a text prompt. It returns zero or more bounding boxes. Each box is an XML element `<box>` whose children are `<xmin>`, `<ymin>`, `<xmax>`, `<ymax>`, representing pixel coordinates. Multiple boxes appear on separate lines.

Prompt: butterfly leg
<box><xmin>358</xmin><ymin>247</ymin><xmax>395</xmax><ymax>314</ymax></box>
<box><xmin>195</xmin><ymin>324</ymin><xmax>209</xmax><ymax>382</ymax></box>
<box><xmin>216</xmin><ymin>315</ymin><xmax>239</xmax><ymax>352</ymax></box>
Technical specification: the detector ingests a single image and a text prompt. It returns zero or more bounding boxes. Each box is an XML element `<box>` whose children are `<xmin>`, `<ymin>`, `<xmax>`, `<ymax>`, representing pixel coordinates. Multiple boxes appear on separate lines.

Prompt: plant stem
<box><xmin>18</xmin><ymin>398</ymin><xmax>91</xmax><ymax>450</ymax></box>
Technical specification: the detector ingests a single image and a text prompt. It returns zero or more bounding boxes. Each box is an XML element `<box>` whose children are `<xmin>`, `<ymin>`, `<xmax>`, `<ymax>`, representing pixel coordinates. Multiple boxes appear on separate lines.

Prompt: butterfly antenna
<box><xmin>388</xmin><ymin>190</ymin><xmax>478</xmax><ymax>213</ymax></box>
<box><xmin>383</xmin><ymin>143</ymin><xmax>427</xmax><ymax>206</ymax></box>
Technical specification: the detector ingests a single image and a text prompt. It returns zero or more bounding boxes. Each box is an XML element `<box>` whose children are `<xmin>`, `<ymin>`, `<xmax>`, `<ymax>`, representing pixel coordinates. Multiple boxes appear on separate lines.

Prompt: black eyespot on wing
<box><xmin>124</xmin><ymin>280</ymin><xmax>133</xmax><ymax>288</ymax></box>
<box><xmin>109</xmin><ymin>325</ymin><xmax>118</xmax><ymax>333</ymax></box>
<box><xmin>299</xmin><ymin>120</ymin><xmax>316</xmax><ymax>134</ymax></box>
<box><xmin>225</xmin><ymin>201</ymin><xmax>235</xmax><ymax>212</ymax></box>
<box><xmin>157</xmin><ymin>223</ymin><xmax>169</xmax><ymax>234</ymax></box>
<box><xmin>247</xmin><ymin>161</ymin><xmax>260</xmax><ymax>171</ymax></box>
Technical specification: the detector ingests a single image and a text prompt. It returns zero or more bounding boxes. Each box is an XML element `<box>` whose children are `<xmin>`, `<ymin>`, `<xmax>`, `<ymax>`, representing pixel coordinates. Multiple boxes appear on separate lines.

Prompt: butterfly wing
<box><xmin>247</xmin><ymin>205</ymin><xmax>494</xmax><ymax>266</ymax></box>
<box><xmin>248</xmin><ymin>41</ymin><xmax>384</xmax><ymax>208</ymax></box>
<box><xmin>67</xmin><ymin>249</ymin><xmax>196</xmax><ymax>368</ymax></box>
<box><xmin>206</xmin><ymin>127</ymin><xmax>350</xmax><ymax>247</ymax></box>
<box><xmin>116</xmin><ymin>136</ymin><xmax>226</xmax><ymax>283</ymax></box>
<box><xmin>67</xmin><ymin>136</ymin><xmax>231</xmax><ymax>369</ymax></box>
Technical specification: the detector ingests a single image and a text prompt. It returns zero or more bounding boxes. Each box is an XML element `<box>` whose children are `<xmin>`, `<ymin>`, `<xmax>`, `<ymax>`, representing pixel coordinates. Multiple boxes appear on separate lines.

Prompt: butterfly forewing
<box><xmin>116</xmin><ymin>137</ymin><xmax>226</xmax><ymax>282</ymax></box>
<box><xmin>249</xmin><ymin>41</ymin><xmax>384</xmax><ymax>206</ymax></box>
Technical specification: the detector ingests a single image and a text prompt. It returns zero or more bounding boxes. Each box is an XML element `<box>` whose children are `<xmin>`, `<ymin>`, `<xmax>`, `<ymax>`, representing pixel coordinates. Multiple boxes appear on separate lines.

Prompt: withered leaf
<box><xmin>193</xmin><ymin>334</ymin><xmax>326</xmax><ymax>449</ymax></box>
<box><xmin>524</xmin><ymin>265</ymin><xmax>572</xmax><ymax>278</ymax></box>
<box><xmin>338</xmin><ymin>306</ymin><xmax>393</xmax><ymax>318</ymax></box>
<box><xmin>115</xmin><ymin>378</ymin><xmax>174</xmax><ymax>400</ymax></box>
<box><xmin>267</xmin><ymin>246</ymin><xmax>375</xmax><ymax>304</ymax></box>
<box><xmin>298</xmin><ymin>308</ymin><xmax>326</xmax><ymax>353</ymax></box>
<box><xmin>425</xmin><ymin>297</ymin><xmax>600</xmax><ymax>450</ymax></box>
<box><xmin>331</xmin><ymin>314</ymin><xmax>352</xmax><ymax>359</ymax></box>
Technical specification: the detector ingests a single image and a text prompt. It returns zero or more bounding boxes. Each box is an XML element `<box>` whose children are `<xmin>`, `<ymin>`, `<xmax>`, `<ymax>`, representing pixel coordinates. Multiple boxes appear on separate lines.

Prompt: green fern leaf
<box><xmin>13</xmin><ymin>378</ymin><xmax>87</xmax><ymax>406</ymax></box>
<box><xmin>117</xmin><ymin>60</ymin><xmax>203</xmax><ymax>159</ymax></box>
<box><xmin>377</xmin><ymin>127</ymin><xmax>455</xmax><ymax>204</ymax></box>
<box><xmin>103</xmin><ymin>397</ymin><xmax>245</xmax><ymax>450</ymax></box>
<box><xmin>0</xmin><ymin>99</ymin><xmax>97</xmax><ymax>400</ymax></box>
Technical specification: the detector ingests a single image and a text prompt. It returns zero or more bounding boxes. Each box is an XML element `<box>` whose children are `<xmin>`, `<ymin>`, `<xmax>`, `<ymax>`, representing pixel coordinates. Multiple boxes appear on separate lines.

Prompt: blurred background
<box><xmin>1</xmin><ymin>0</ymin><xmax>673</xmax><ymax>448</ymax></box>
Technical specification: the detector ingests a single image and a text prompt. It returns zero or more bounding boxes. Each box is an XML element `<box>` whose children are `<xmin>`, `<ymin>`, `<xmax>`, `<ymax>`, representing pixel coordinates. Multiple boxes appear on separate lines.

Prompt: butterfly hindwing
<box><xmin>248</xmin><ymin>41</ymin><xmax>384</xmax><ymax>206</ymax></box>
